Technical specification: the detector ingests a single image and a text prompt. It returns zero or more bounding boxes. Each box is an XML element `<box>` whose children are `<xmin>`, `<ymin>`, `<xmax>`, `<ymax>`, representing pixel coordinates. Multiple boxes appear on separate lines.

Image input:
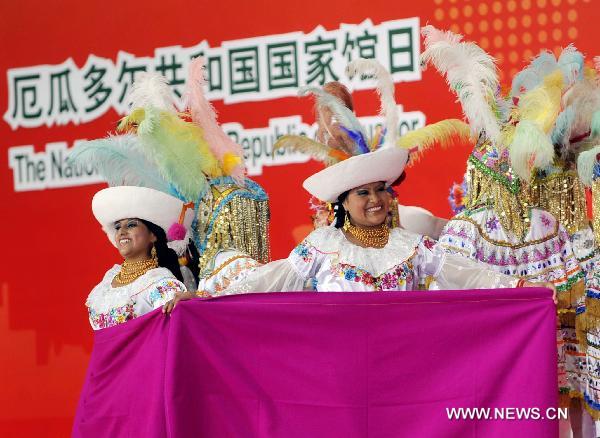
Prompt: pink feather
<box><xmin>183</xmin><ymin>57</ymin><xmax>246</xmax><ymax>184</ymax></box>
<box><xmin>595</xmin><ymin>56</ymin><xmax>600</xmax><ymax>74</ymax></box>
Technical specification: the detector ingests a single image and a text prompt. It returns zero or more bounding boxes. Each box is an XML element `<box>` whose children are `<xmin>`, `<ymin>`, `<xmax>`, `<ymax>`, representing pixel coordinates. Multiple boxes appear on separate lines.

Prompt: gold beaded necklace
<box><xmin>113</xmin><ymin>258</ymin><xmax>158</xmax><ymax>286</ymax></box>
<box><xmin>343</xmin><ymin>220</ymin><xmax>390</xmax><ymax>248</ymax></box>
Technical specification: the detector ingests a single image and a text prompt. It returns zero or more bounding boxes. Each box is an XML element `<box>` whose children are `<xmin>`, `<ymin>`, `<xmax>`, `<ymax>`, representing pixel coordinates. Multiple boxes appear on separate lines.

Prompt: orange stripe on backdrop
<box><xmin>1</xmin><ymin>0</ymin><xmax>600</xmax><ymax>436</ymax></box>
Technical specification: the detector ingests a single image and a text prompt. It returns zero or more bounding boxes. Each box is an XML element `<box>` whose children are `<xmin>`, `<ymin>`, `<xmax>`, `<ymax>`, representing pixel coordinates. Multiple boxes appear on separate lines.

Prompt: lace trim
<box><xmin>86</xmin><ymin>266</ymin><xmax>185</xmax><ymax>313</ymax></box>
<box><xmin>303</xmin><ymin>227</ymin><xmax>423</xmax><ymax>277</ymax></box>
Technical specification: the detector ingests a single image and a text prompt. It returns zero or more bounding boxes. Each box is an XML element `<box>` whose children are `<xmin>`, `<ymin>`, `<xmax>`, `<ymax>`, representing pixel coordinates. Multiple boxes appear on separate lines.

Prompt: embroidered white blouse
<box><xmin>221</xmin><ymin>226</ymin><xmax>517</xmax><ymax>294</ymax></box>
<box><xmin>86</xmin><ymin>265</ymin><xmax>186</xmax><ymax>330</ymax></box>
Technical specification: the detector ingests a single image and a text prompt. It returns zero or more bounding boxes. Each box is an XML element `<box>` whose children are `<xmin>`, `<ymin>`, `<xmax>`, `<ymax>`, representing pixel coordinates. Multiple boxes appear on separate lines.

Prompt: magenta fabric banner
<box><xmin>73</xmin><ymin>289</ymin><xmax>558</xmax><ymax>437</ymax></box>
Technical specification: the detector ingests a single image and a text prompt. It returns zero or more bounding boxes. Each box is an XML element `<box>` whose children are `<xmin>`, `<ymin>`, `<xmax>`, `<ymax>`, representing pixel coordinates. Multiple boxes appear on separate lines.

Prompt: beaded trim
<box><xmin>447</xmin><ymin>214</ymin><xmax>559</xmax><ymax>249</ymax></box>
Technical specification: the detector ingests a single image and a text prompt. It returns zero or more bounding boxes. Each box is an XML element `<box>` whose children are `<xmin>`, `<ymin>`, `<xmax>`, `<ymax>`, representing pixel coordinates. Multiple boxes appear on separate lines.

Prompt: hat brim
<box><xmin>92</xmin><ymin>186</ymin><xmax>194</xmax><ymax>247</ymax></box>
<box><xmin>302</xmin><ymin>148</ymin><xmax>409</xmax><ymax>202</ymax></box>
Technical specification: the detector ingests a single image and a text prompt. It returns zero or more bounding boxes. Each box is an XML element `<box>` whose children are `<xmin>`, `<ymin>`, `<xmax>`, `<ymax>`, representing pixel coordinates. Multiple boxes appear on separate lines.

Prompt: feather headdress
<box><xmin>273</xmin><ymin>81</ymin><xmax>364</xmax><ymax>166</ymax></box>
<box><xmin>275</xmin><ymin>60</ymin><xmax>405</xmax><ymax>167</ymax></box>
<box><xmin>421</xmin><ymin>25</ymin><xmax>502</xmax><ymax>144</ymax></box>
<box><xmin>117</xmin><ymin>73</ymin><xmax>222</xmax><ymax>201</ymax></box>
<box><xmin>511</xmin><ymin>46</ymin><xmax>584</xmax><ymax>98</ymax></box>
<box><xmin>300</xmin><ymin>85</ymin><xmax>370</xmax><ymax>155</ymax></box>
<box><xmin>183</xmin><ymin>57</ymin><xmax>245</xmax><ymax>184</ymax></box>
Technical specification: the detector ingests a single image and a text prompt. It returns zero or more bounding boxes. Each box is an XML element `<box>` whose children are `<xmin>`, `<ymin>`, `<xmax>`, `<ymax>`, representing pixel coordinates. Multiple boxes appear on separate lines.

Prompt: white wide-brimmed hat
<box><xmin>92</xmin><ymin>186</ymin><xmax>195</xmax><ymax>248</ymax></box>
<box><xmin>302</xmin><ymin>147</ymin><xmax>409</xmax><ymax>202</ymax></box>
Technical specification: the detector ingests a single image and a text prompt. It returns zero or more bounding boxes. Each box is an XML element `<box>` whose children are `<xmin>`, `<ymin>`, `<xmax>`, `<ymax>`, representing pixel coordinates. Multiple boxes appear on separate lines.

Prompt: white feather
<box><xmin>577</xmin><ymin>146</ymin><xmax>600</xmax><ymax>187</ymax></box>
<box><xmin>346</xmin><ymin>58</ymin><xmax>399</xmax><ymax>148</ymax></box>
<box><xmin>128</xmin><ymin>72</ymin><xmax>175</xmax><ymax>111</ymax></box>
<box><xmin>421</xmin><ymin>25</ymin><xmax>502</xmax><ymax>144</ymax></box>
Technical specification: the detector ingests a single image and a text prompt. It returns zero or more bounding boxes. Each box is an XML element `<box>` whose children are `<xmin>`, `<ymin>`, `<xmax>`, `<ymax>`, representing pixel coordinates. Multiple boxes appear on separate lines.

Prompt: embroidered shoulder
<box><xmin>303</xmin><ymin>227</ymin><xmax>423</xmax><ymax>277</ymax></box>
<box><xmin>86</xmin><ymin>267</ymin><xmax>183</xmax><ymax>314</ymax></box>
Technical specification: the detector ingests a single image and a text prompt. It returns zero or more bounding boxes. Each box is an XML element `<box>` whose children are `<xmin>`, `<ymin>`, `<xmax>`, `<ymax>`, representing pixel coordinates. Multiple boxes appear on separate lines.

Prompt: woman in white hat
<box><xmin>85</xmin><ymin>186</ymin><xmax>189</xmax><ymax>330</ymax></box>
<box><xmin>200</xmin><ymin>60</ymin><xmax>555</xmax><ymax>295</ymax></box>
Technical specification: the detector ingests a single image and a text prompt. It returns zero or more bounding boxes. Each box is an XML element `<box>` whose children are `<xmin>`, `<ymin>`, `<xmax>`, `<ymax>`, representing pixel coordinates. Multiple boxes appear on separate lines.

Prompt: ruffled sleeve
<box><xmin>198</xmin><ymin>250</ymin><xmax>263</xmax><ymax>296</ymax></box>
<box><xmin>219</xmin><ymin>231</ymin><xmax>328</xmax><ymax>295</ymax></box>
<box><xmin>134</xmin><ymin>275</ymin><xmax>186</xmax><ymax>316</ymax></box>
<box><xmin>288</xmin><ymin>238</ymin><xmax>323</xmax><ymax>280</ymax></box>
<box><xmin>414</xmin><ymin>236</ymin><xmax>518</xmax><ymax>290</ymax></box>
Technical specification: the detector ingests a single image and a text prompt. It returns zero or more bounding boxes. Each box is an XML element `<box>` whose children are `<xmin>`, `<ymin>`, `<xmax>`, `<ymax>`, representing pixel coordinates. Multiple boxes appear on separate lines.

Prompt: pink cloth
<box><xmin>73</xmin><ymin>289</ymin><xmax>558</xmax><ymax>437</ymax></box>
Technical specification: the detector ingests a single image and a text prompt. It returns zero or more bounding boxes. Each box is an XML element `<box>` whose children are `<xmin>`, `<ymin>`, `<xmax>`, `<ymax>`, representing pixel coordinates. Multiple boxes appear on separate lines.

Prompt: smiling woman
<box><xmin>85</xmin><ymin>186</ymin><xmax>189</xmax><ymax>330</ymax></box>
<box><xmin>174</xmin><ymin>59</ymin><xmax>556</xmax><ymax>298</ymax></box>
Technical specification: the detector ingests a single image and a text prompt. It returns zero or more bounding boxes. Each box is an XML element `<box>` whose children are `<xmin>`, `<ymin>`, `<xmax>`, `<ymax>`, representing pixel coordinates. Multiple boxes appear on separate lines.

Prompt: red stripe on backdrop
<box><xmin>1</xmin><ymin>0</ymin><xmax>598</xmax><ymax>436</ymax></box>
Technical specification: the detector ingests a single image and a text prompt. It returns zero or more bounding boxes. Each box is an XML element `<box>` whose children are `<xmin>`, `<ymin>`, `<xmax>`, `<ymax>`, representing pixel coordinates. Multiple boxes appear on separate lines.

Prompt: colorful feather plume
<box><xmin>183</xmin><ymin>57</ymin><xmax>245</xmax><ymax>184</ymax></box>
<box><xmin>272</xmin><ymin>135</ymin><xmax>350</xmax><ymax>165</ymax></box>
<box><xmin>117</xmin><ymin>107</ymin><xmax>221</xmax><ymax>201</ymax></box>
<box><xmin>396</xmin><ymin>119</ymin><xmax>474</xmax><ymax>164</ymax></box>
<box><xmin>515</xmin><ymin>70</ymin><xmax>564</xmax><ymax>134</ymax></box>
<box><xmin>512</xmin><ymin>46</ymin><xmax>584</xmax><ymax>99</ymax></box>
<box><xmin>346</xmin><ymin>58</ymin><xmax>399</xmax><ymax>148</ymax></box>
<box><xmin>338</xmin><ymin>126</ymin><xmax>370</xmax><ymax>154</ymax></box>
<box><xmin>509</xmin><ymin>120</ymin><xmax>555</xmax><ymax>182</ymax></box>
<box><xmin>66</xmin><ymin>134</ymin><xmax>171</xmax><ymax>193</ymax></box>
<box><xmin>511</xmin><ymin>51</ymin><xmax>558</xmax><ymax>97</ymax></box>
<box><xmin>421</xmin><ymin>25</ymin><xmax>502</xmax><ymax>144</ymax></box>
<box><xmin>299</xmin><ymin>86</ymin><xmax>369</xmax><ymax>154</ymax></box>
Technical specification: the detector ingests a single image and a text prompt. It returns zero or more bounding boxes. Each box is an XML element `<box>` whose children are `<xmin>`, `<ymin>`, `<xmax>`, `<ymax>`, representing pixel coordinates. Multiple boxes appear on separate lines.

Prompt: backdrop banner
<box><xmin>73</xmin><ymin>288</ymin><xmax>558</xmax><ymax>438</ymax></box>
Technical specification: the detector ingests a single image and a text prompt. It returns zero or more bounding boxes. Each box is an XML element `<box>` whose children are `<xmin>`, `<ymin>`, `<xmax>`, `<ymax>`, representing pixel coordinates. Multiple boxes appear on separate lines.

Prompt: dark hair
<box><xmin>139</xmin><ymin>219</ymin><xmax>184</xmax><ymax>282</ymax></box>
<box><xmin>333</xmin><ymin>190</ymin><xmax>350</xmax><ymax>228</ymax></box>
<box><xmin>186</xmin><ymin>240</ymin><xmax>200</xmax><ymax>284</ymax></box>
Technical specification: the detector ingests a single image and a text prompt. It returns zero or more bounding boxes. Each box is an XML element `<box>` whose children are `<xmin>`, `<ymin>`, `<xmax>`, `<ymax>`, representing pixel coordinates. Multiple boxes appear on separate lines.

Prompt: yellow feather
<box><xmin>397</xmin><ymin>119</ymin><xmax>473</xmax><ymax>164</ymax></box>
<box><xmin>273</xmin><ymin>135</ymin><xmax>346</xmax><ymax>165</ymax></box>
<box><xmin>117</xmin><ymin>108</ymin><xmax>146</xmax><ymax>132</ymax></box>
<box><xmin>222</xmin><ymin>152</ymin><xmax>242</xmax><ymax>175</ymax></box>
<box><xmin>516</xmin><ymin>70</ymin><xmax>564</xmax><ymax>133</ymax></box>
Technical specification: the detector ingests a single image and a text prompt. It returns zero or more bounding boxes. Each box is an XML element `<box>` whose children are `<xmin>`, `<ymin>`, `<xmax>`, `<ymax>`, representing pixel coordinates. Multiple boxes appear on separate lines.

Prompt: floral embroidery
<box><xmin>331</xmin><ymin>262</ymin><xmax>414</xmax><ymax>291</ymax></box>
<box><xmin>485</xmin><ymin>217</ymin><xmax>499</xmax><ymax>233</ymax></box>
<box><xmin>211</xmin><ymin>258</ymin><xmax>260</xmax><ymax>295</ymax></box>
<box><xmin>293</xmin><ymin>242</ymin><xmax>314</xmax><ymax>263</ymax></box>
<box><xmin>422</xmin><ymin>236</ymin><xmax>436</xmax><ymax>250</ymax></box>
<box><xmin>149</xmin><ymin>280</ymin><xmax>180</xmax><ymax>306</ymax></box>
<box><xmin>540</xmin><ymin>212</ymin><xmax>552</xmax><ymax>229</ymax></box>
<box><xmin>88</xmin><ymin>303</ymin><xmax>135</xmax><ymax>330</ymax></box>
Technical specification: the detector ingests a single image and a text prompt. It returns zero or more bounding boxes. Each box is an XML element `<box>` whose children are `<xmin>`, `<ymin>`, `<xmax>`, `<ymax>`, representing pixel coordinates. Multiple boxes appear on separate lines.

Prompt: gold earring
<box><xmin>343</xmin><ymin>212</ymin><xmax>351</xmax><ymax>230</ymax></box>
<box><xmin>151</xmin><ymin>244</ymin><xmax>157</xmax><ymax>261</ymax></box>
